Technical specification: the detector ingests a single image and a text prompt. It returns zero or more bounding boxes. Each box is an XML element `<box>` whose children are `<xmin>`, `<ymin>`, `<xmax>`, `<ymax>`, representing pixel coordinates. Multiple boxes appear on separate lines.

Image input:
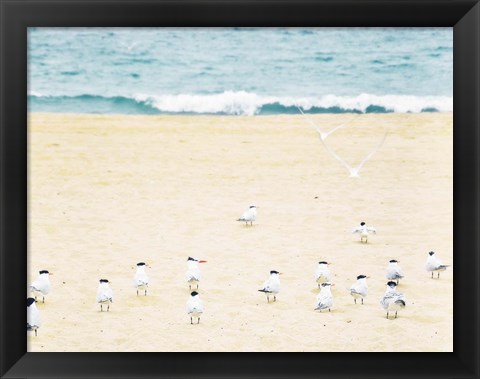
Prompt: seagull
<box><xmin>352</xmin><ymin>222</ymin><xmax>376</xmax><ymax>243</ymax></box>
<box><xmin>96</xmin><ymin>279</ymin><xmax>113</xmax><ymax>312</ymax></box>
<box><xmin>386</xmin><ymin>260</ymin><xmax>404</xmax><ymax>284</ymax></box>
<box><xmin>27</xmin><ymin>297</ymin><xmax>41</xmax><ymax>336</ymax></box>
<box><xmin>258</xmin><ymin>270</ymin><xmax>281</xmax><ymax>302</ymax></box>
<box><xmin>237</xmin><ymin>205</ymin><xmax>258</xmax><ymax>226</ymax></box>
<box><xmin>30</xmin><ymin>270</ymin><xmax>52</xmax><ymax>303</ymax></box>
<box><xmin>187</xmin><ymin>291</ymin><xmax>204</xmax><ymax>324</ymax></box>
<box><xmin>315</xmin><ymin>282</ymin><xmax>334</xmax><ymax>312</ymax></box>
<box><xmin>319</xmin><ymin>129</ymin><xmax>388</xmax><ymax>177</ymax></box>
<box><xmin>186</xmin><ymin>257</ymin><xmax>207</xmax><ymax>290</ymax></box>
<box><xmin>296</xmin><ymin>106</ymin><xmax>352</xmax><ymax>141</ymax></box>
<box><xmin>118</xmin><ymin>41</ymin><xmax>139</xmax><ymax>52</ymax></box>
<box><xmin>296</xmin><ymin>106</ymin><xmax>387</xmax><ymax>177</ymax></box>
<box><xmin>380</xmin><ymin>281</ymin><xmax>406</xmax><ymax>319</ymax></box>
<box><xmin>350</xmin><ymin>275</ymin><xmax>369</xmax><ymax>304</ymax></box>
<box><xmin>426</xmin><ymin>251</ymin><xmax>450</xmax><ymax>278</ymax></box>
<box><xmin>315</xmin><ymin>261</ymin><xmax>331</xmax><ymax>288</ymax></box>
<box><xmin>133</xmin><ymin>262</ymin><xmax>150</xmax><ymax>296</ymax></box>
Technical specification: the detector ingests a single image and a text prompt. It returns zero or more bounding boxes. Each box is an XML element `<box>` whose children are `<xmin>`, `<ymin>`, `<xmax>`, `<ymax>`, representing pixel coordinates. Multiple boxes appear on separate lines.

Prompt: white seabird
<box><xmin>315</xmin><ymin>282</ymin><xmax>334</xmax><ymax>312</ymax></box>
<box><xmin>27</xmin><ymin>297</ymin><xmax>41</xmax><ymax>336</ymax></box>
<box><xmin>133</xmin><ymin>262</ymin><xmax>150</xmax><ymax>295</ymax></box>
<box><xmin>352</xmin><ymin>222</ymin><xmax>376</xmax><ymax>243</ymax></box>
<box><xmin>237</xmin><ymin>205</ymin><xmax>258</xmax><ymax>226</ymax></box>
<box><xmin>320</xmin><ymin>128</ymin><xmax>389</xmax><ymax>178</ymax></box>
<box><xmin>315</xmin><ymin>261</ymin><xmax>331</xmax><ymax>288</ymax></box>
<box><xmin>30</xmin><ymin>270</ymin><xmax>52</xmax><ymax>303</ymax></box>
<box><xmin>350</xmin><ymin>275</ymin><xmax>369</xmax><ymax>304</ymax></box>
<box><xmin>96</xmin><ymin>279</ymin><xmax>113</xmax><ymax>312</ymax></box>
<box><xmin>386</xmin><ymin>259</ymin><xmax>404</xmax><ymax>284</ymax></box>
<box><xmin>258</xmin><ymin>270</ymin><xmax>281</xmax><ymax>303</ymax></box>
<box><xmin>296</xmin><ymin>105</ymin><xmax>352</xmax><ymax>141</ymax></box>
<box><xmin>380</xmin><ymin>281</ymin><xmax>406</xmax><ymax>319</ymax></box>
<box><xmin>426</xmin><ymin>251</ymin><xmax>450</xmax><ymax>278</ymax></box>
<box><xmin>187</xmin><ymin>291</ymin><xmax>204</xmax><ymax>324</ymax></box>
<box><xmin>186</xmin><ymin>257</ymin><xmax>207</xmax><ymax>290</ymax></box>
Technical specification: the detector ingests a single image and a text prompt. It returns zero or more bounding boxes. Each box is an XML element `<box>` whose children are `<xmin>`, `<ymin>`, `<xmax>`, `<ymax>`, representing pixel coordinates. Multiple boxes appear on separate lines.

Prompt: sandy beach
<box><xmin>28</xmin><ymin>112</ymin><xmax>453</xmax><ymax>352</ymax></box>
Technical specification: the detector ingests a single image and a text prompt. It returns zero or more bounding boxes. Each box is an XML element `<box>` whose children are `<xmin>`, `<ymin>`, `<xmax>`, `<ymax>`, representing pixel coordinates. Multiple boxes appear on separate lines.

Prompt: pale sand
<box><xmin>28</xmin><ymin>112</ymin><xmax>453</xmax><ymax>352</ymax></box>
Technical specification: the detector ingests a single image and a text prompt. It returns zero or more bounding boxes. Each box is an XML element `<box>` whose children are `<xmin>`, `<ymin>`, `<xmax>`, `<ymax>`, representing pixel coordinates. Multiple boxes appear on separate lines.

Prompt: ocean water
<box><xmin>28</xmin><ymin>27</ymin><xmax>452</xmax><ymax>115</ymax></box>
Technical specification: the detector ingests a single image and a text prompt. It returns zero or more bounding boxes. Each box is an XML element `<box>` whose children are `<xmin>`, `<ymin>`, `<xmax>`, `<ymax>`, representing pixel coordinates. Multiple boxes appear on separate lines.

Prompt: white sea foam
<box><xmin>134</xmin><ymin>91</ymin><xmax>452</xmax><ymax>115</ymax></box>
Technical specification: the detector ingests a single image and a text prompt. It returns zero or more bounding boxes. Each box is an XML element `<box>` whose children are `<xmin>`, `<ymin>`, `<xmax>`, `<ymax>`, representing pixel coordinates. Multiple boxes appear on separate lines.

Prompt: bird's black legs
<box><xmin>386</xmin><ymin>312</ymin><xmax>389</xmax><ymax>319</ymax></box>
<box><xmin>431</xmin><ymin>272</ymin><xmax>434</xmax><ymax>278</ymax></box>
<box><xmin>145</xmin><ymin>289</ymin><xmax>147</xmax><ymax>296</ymax></box>
<box><xmin>361</xmin><ymin>298</ymin><xmax>364</xmax><ymax>305</ymax></box>
<box><xmin>35</xmin><ymin>329</ymin><xmax>37</xmax><ymax>336</ymax></box>
<box><xmin>137</xmin><ymin>289</ymin><xmax>139</xmax><ymax>296</ymax></box>
<box><xmin>34</xmin><ymin>296</ymin><xmax>37</xmax><ymax>302</ymax></box>
<box><xmin>395</xmin><ymin>311</ymin><xmax>398</xmax><ymax>318</ymax></box>
<box><xmin>198</xmin><ymin>318</ymin><xmax>200</xmax><ymax>324</ymax></box>
<box><xmin>354</xmin><ymin>299</ymin><xmax>357</xmax><ymax>304</ymax></box>
<box><xmin>267</xmin><ymin>296</ymin><xmax>270</xmax><ymax>303</ymax></box>
<box><xmin>42</xmin><ymin>296</ymin><xmax>45</xmax><ymax>303</ymax></box>
<box><xmin>107</xmin><ymin>304</ymin><xmax>110</xmax><ymax>312</ymax></box>
<box><xmin>274</xmin><ymin>296</ymin><xmax>276</xmax><ymax>302</ymax></box>
<box><xmin>100</xmin><ymin>305</ymin><xmax>103</xmax><ymax>312</ymax></box>
<box><xmin>437</xmin><ymin>272</ymin><xmax>440</xmax><ymax>278</ymax></box>
<box><xmin>190</xmin><ymin>317</ymin><xmax>193</xmax><ymax>324</ymax></box>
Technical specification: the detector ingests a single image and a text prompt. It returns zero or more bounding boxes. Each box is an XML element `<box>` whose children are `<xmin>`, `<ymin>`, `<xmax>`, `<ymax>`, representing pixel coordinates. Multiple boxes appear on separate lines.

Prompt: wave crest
<box><xmin>28</xmin><ymin>91</ymin><xmax>453</xmax><ymax>115</ymax></box>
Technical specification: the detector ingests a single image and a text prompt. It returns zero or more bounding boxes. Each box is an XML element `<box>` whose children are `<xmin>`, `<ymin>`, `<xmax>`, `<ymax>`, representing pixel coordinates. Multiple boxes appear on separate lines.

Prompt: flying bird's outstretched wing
<box><xmin>355</xmin><ymin>129</ymin><xmax>389</xmax><ymax>173</ymax></box>
<box><xmin>296</xmin><ymin>106</ymin><xmax>356</xmax><ymax>141</ymax></box>
<box><xmin>319</xmin><ymin>128</ymin><xmax>389</xmax><ymax>177</ymax></box>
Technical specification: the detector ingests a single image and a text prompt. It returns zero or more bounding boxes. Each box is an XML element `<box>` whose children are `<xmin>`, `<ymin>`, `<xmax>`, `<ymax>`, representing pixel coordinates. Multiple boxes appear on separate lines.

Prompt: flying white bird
<box><xmin>426</xmin><ymin>251</ymin><xmax>450</xmax><ymax>278</ymax></box>
<box><xmin>237</xmin><ymin>205</ymin><xmax>258</xmax><ymax>226</ymax></box>
<box><xmin>27</xmin><ymin>297</ymin><xmax>41</xmax><ymax>336</ymax></box>
<box><xmin>315</xmin><ymin>282</ymin><xmax>334</xmax><ymax>312</ymax></box>
<box><xmin>186</xmin><ymin>257</ymin><xmax>207</xmax><ymax>290</ymax></box>
<box><xmin>320</xmin><ymin>130</ymin><xmax>388</xmax><ymax>177</ymax></box>
<box><xmin>386</xmin><ymin>259</ymin><xmax>404</xmax><ymax>284</ymax></box>
<box><xmin>133</xmin><ymin>262</ymin><xmax>150</xmax><ymax>296</ymax></box>
<box><xmin>315</xmin><ymin>261</ymin><xmax>331</xmax><ymax>288</ymax></box>
<box><xmin>350</xmin><ymin>275</ymin><xmax>369</xmax><ymax>304</ymax></box>
<box><xmin>352</xmin><ymin>222</ymin><xmax>377</xmax><ymax>243</ymax></box>
<box><xmin>30</xmin><ymin>270</ymin><xmax>52</xmax><ymax>303</ymax></box>
<box><xmin>187</xmin><ymin>291</ymin><xmax>204</xmax><ymax>324</ymax></box>
<box><xmin>258</xmin><ymin>270</ymin><xmax>281</xmax><ymax>302</ymax></box>
<box><xmin>96</xmin><ymin>279</ymin><xmax>113</xmax><ymax>312</ymax></box>
<box><xmin>118</xmin><ymin>41</ymin><xmax>139</xmax><ymax>52</ymax></box>
<box><xmin>296</xmin><ymin>106</ymin><xmax>387</xmax><ymax>177</ymax></box>
<box><xmin>380</xmin><ymin>281</ymin><xmax>406</xmax><ymax>319</ymax></box>
<box><xmin>296</xmin><ymin>106</ymin><xmax>353</xmax><ymax>141</ymax></box>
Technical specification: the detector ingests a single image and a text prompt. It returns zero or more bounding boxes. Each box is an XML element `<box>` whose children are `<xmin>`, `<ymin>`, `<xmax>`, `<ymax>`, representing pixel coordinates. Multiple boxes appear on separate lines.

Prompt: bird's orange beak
<box><xmin>49</xmin><ymin>272</ymin><xmax>54</xmax><ymax>275</ymax></box>
<box><xmin>199</xmin><ymin>260</ymin><xmax>207</xmax><ymax>263</ymax></box>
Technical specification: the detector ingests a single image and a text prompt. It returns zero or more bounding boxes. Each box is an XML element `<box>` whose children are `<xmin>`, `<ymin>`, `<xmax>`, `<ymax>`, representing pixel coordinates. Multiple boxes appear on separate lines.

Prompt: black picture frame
<box><xmin>1</xmin><ymin>1</ymin><xmax>478</xmax><ymax>378</ymax></box>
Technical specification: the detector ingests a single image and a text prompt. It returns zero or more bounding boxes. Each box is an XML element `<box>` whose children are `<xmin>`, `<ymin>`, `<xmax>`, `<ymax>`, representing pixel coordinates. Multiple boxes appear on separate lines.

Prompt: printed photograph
<box><xmin>27</xmin><ymin>27</ymin><xmax>453</xmax><ymax>352</ymax></box>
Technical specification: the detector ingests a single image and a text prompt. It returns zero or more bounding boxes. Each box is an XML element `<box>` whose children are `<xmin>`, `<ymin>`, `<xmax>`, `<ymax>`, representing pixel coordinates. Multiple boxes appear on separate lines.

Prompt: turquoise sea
<box><xmin>28</xmin><ymin>27</ymin><xmax>452</xmax><ymax>115</ymax></box>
